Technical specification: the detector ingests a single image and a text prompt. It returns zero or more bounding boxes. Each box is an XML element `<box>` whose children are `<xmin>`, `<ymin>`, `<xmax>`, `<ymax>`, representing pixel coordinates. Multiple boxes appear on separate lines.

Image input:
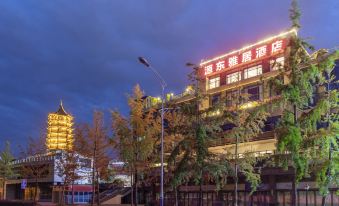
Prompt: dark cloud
<box><xmin>0</xmin><ymin>0</ymin><xmax>338</xmax><ymax>154</ymax></box>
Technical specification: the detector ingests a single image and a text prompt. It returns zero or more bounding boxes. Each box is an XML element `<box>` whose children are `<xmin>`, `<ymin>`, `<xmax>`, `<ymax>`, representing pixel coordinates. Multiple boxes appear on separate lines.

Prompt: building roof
<box><xmin>55</xmin><ymin>100</ymin><xmax>69</xmax><ymax>116</ymax></box>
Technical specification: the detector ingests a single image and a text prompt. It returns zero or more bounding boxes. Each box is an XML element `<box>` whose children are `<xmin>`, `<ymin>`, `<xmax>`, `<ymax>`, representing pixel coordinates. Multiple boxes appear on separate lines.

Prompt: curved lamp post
<box><xmin>138</xmin><ymin>57</ymin><xmax>167</xmax><ymax>206</ymax></box>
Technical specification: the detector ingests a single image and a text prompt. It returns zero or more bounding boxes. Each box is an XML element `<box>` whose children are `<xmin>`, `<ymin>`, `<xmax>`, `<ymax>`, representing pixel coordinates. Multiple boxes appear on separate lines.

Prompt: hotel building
<box><xmin>143</xmin><ymin>29</ymin><xmax>338</xmax><ymax>206</ymax></box>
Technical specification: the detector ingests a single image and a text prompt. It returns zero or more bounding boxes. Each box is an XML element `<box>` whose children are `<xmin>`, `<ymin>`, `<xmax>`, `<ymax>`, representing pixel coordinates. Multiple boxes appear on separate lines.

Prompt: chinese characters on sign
<box><xmin>203</xmin><ymin>39</ymin><xmax>285</xmax><ymax>76</ymax></box>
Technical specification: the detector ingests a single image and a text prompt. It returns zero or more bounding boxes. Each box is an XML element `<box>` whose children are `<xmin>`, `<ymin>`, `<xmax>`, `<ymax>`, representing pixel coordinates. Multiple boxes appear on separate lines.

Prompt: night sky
<box><xmin>1</xmin><ymin>0</ymin><xmax>338</xmax><ymax>154</ymax></box>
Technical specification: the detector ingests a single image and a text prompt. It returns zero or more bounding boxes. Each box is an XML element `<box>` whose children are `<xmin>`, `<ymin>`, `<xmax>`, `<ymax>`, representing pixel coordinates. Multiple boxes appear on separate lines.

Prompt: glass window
<box><xmin>226</xmin><ymin>72</ymin><xmax>241</xmax><ymax>84</ymax></box>
<box><xmin>242</xmin><ymin>85</ymin><xmax>262</xmax><ymax>102</ymax></box>
<box><xmin>211</xmin><ymin>93</ymin><xmax>221</xmax><ymax>106</ymax></box>
<box><xmin>244</xmin><ymin>65</ymin><xmax>262</xmax><ymax>79</ymax></box>
<box><xmin>270</xmin><ymin>57</ymin><xmax>284</xmax><ymax>71</ymax></box>
<box><xmin>74</xmin><ymin>192</ymin><xmax>79</xmax><ymax>203</ymax></box>
<box><xmin>208</xmin><ymin>76</ymin><xmax>220</xmax><ymax>89</ymax></box>
<box><xmin>84</xmin><ymin>192</ymin><xmax>90</xmax><ymax>203</ymax></box>
<box><xmin>226</xmin><ymin>90</ymin><xmax>239</xmax><ymax>107</ymax></box>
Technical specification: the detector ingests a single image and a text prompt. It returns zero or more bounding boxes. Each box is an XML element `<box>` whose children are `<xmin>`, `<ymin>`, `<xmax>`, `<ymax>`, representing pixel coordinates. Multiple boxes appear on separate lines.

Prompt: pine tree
<box><xmin>111</xmin><ymin>84</ymin><xmax>160</xmax><ymax>206</ymax></box>
<box><xmin>0</xmin><ymin>141</ymin><xmax>16</xmax><ymax>200</ymax></box>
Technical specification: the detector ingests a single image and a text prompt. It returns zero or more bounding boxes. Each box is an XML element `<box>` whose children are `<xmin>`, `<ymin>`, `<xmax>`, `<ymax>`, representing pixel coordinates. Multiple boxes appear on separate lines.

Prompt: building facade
<box><xmin>142</xmin><ymin>29</ymin><xmax>338</xmax><ymax>206</ymax></box>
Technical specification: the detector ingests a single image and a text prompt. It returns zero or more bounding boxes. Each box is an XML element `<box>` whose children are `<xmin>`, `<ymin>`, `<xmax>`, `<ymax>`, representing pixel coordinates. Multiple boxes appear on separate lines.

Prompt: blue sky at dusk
<box><xmin>0</xmin><ymin>0</ymin><xmax>338</xmax><ymax>154</ymax></box>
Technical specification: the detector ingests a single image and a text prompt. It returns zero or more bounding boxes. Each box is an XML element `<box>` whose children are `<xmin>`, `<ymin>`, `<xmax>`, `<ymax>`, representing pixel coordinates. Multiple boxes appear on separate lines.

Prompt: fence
<box><xmin>163</xmin><ymin>189</ymin><xmax>338</xmax><ymax>206</ymax></box>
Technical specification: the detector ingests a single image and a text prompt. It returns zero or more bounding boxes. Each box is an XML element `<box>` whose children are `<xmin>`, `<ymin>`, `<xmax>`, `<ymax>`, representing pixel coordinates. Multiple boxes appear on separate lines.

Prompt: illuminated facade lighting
<box><xmin>200</xmin><ymin>28</ymin><xmax>297</xmax><ymax>66</ymax></box>
<box><xmin>46</xmin><ymin>101</ymin><xmax>74</xmax><ymax>151</ymax></box>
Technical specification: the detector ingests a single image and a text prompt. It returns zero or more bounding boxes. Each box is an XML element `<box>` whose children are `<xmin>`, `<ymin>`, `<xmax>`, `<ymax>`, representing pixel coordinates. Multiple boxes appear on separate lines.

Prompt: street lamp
<box><xmin>138</xmin><ymin>57</ymin><xmax>167</xmax><ymax>206</ymax></box>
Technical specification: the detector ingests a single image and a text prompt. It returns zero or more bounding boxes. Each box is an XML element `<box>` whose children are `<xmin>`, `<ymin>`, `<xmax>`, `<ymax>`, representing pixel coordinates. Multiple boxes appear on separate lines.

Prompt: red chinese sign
<box><xmin>201</xmin><ymin>37</ymin><xmax>288</xmax><ymax>76</ymax></box>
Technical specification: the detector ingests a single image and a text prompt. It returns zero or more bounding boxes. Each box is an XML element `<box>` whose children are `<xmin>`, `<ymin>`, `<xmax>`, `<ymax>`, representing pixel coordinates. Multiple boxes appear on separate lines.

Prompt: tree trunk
<box><xmin>292</xmin><ymin>104</ymin><xmax>298</xmax><ymax>206</ymax></box>
<box><xmin>291</xmin><ymin>171</ymin><xmax>297</xmax><ymax>206</ymax></box>
<box><xmin>321</xmin><ymin>195</ymin><xmax>327</xmax><ymax>206</ymax></box>
<box><xmin>61</xmin><ymin>185</ymin><xmax>65</xmax><ymax>206</ymax></box>
<box><xmin>234</xmin><ymin>135</ymin><xmax>239</xmax><ymax>206</ymax></box>
<box><xmin>2</xmin><ymin>178</ymin><xmax>5</xmax><ymax>200</ymax></box>
<box><xmin>92</xmin><ymin>168</ymin><xmax>95</xmax><ymax>206</ymax></box>
<box><xmin>97</xmin><ymin>171</ymin><xmax>100</xmax><ymax>206</ymax></box>
<box><xmin>321</xmin><ymin>142</ymin><xmax>333</xmax><ymax>206</ymax></box>
<box><xmin>72</xmin><ymin>181</ymin><xmax>74</xmax><ymax>205</ymax></box>
<box><xmin>34</xmin><ymin>178</ymin><xmax>38</xmax><ymax>202</ymax></box>
<box><xmin>199</xmin><ymin>179</ymin><xmax>203</xmax><ymax>206</ymax></box>
<box><xmin>92</xmin><ymin>140</ymin><xmax>97</xmax><ymax>206</ymax></box>
<box><xmin>134</xmin><ymin>170</ymin><xmax>138</xmax><ymax>206</ymax></box>
<box><xmin>175</xmin><ymin>186</ymin><xmax>178</xmax><ymax>206</ymax></box>
<box><xmin>130</xmin><ymin>170</ymin><xmax>134</xmax><ymax>206</ymax></box>
<box><xmin>321</xmin><ymin>83</ymin><xmax>332</xmax><ymax>206</ymax></box>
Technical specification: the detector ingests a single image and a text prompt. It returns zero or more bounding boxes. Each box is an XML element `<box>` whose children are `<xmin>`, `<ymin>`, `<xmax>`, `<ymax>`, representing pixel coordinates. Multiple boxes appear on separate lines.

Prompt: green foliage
<box><xmin>0</xmin><ymin>141</ymin><xmax>16</xmax><ymax>199</ymax></box>
<box><xmin>0</xmin><ymin>141</ymin><xmax>16</xmax><ymax>180</ymax></box>
<box><xmin>111</xmin><ymin>84</ymin><xmax>161</xmax><ymax>190</ymax></box>
<box><xmin>238</xmin><ymin>153</ymin><xmax>261</xmax><ymax>194</ymax></box>
<box><xmin>271</xmin><ymin>0</ymin><xmax>339</xmax><ymax>196</ymax></box>
<box><xmin>167</xmin><ymin>65</ymin><xmax>269</xmax><ymax>196</ymax></box>
<box><xmin>289</xmin><ymin>0</ymin><xmax>301</xmax><ymax>29</ymax></box>
<box><xmin>167</xmin><ymin>67</ymin><xmax>233</xmax><ymax>194</ymax></box>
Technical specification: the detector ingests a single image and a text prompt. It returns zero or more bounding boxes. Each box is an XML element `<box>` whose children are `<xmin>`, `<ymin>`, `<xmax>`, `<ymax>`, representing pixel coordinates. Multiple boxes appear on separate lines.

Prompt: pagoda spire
<box><xmin>56</xmin><ymin>100</ymin><xmax>68</xmax><ymax>116</ymax></box>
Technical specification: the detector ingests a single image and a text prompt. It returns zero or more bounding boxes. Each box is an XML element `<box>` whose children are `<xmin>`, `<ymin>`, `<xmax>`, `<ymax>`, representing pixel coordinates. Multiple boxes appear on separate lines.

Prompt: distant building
<box><xmin>6</xmin><ymin>102</ymin><xmax>93</xmax><ymax>204</ymax></box>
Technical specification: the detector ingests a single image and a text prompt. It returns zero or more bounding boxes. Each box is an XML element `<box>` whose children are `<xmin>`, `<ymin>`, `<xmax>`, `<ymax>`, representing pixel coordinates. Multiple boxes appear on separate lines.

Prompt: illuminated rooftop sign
<box><xmin>200</xmin><ymin>29</ymin><xmax>297</xmax><ymax>76</ymax></box>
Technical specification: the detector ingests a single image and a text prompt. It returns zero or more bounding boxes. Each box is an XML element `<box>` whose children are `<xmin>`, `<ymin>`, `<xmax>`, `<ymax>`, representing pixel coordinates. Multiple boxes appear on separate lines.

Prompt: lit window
<box><xmin>226</xmin><ymin>72</ymin><xmax>241</xmax><ymax>84</ymax></box>
<box><xmin>244</xmin><ymin>65</ymin><xmax>262</xmax><ymax>79</ymax></box>
<box><xmin>208</xmin><ymin>76</ymin><xmax>220</xmax><ymax>89</ymax></box>
<box><xmin>270</xmin><ymin>57</ymin><xmax>285</xmax><ymax>71</ymax></box>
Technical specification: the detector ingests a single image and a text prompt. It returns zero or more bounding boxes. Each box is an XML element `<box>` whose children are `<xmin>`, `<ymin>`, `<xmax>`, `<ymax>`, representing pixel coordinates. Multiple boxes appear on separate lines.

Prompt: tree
<box><xmin>55</xmin><ymin>149</ymin><xmax>84</xmax><ymax>205</ymax></box>
<box><xmin>19</xmin><ymin>136</ymin><xmax>49</xmax><ymax>202</ymax></box>
<box><xmin>0</xmin><ymin>141</ymin><xmax>16</xmax><ymax>200</ymax></box>
<box><xmin>270</xmin><ymin>1</ymin><xmax>339</xmax><ymax>205</ymax></box>
<box><xmin>167</xmin><ymin>62</ymin><xmax>270</xmax><ymax>206</ymax></box>
<box><xmin>167</xmin><ymin>66</ymin><xmax>238</xmax><ymax>206</ymax></box>
<box><xmin>75</xmin><ymin>111</ymin><xmax>111</xmax><ymax>206</ymax></box>
<box><xmin>111</xmin><ymin>84</ymin><xmax>160</xmax><ymax>206</ymax></box>
<box><xmin>220</xmin><ymin>90</ymin><xmax>269</xmax><ymax>205</ymax></box>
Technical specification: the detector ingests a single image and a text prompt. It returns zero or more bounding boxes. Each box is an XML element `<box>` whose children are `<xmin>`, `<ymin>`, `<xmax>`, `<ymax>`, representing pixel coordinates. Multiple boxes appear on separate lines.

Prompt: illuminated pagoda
<box><xmin>46</xmin><ymin>101</ymin><xmax>74</xmax><ymax>151</ymax></box>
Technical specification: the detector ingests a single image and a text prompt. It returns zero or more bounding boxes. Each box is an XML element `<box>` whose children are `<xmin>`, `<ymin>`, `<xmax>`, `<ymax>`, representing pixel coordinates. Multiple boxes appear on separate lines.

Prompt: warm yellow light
<box><xmin>239</xmin><ymin>101</ymin><xmax>259</xmax><ymax>109</ymax></box>
<box><xmin>185</xmin><ymin>85</ymin><xmax>193</xmax><ymax>93</ymax></box>
<box><xmin>46</xmin><ymin>103</ymin><xmax>74</xmax><ymax>151</ymax></box>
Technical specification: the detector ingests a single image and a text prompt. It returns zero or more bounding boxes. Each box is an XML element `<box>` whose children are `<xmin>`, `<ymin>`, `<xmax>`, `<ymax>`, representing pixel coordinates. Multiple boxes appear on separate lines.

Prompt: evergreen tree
<box><xmin>0</xmin><ymin>141</ymin><xmax>16</xmax><ymax>200</ymax></box>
